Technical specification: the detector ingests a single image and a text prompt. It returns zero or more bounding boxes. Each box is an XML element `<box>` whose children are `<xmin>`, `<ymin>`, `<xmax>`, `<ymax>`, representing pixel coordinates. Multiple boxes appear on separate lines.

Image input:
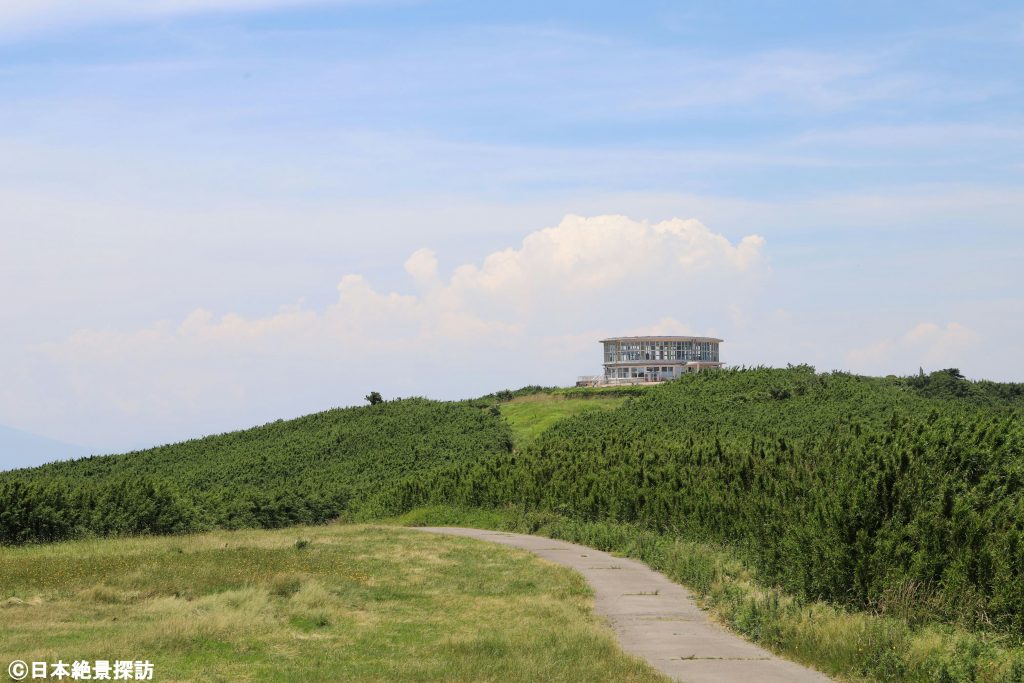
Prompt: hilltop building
<box><xmin>577</xmin><ymin>336</ymin><xmax>723</xmax><ymax>386</ymax></box>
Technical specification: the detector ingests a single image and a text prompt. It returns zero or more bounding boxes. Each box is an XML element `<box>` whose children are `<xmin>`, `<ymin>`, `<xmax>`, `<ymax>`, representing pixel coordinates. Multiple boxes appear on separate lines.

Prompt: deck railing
<box><xmin>575</xmin><ymin>375</ymin><xmax>665</xmax><ymax>387</ymax></box>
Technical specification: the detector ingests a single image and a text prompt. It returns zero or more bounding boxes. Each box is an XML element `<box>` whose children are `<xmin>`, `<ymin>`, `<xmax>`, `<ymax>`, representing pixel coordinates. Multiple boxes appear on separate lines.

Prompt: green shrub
<box><xmin>378</xmin><ymin>368</ymin><xmax>1024</xmax><ymax>635</ymax></box>
<box><xmin>0</xmin><ymin>398</ymin><xmax>512</xmax><ymax>544</ymax></box>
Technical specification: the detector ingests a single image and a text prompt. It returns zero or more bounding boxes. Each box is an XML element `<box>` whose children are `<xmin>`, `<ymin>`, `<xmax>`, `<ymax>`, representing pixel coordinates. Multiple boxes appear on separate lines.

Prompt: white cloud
<box><xmin>790</xmin><ymin>123</ymin><xmax>1024</xmax><ymax>149</ymax></box>
<box><xmin>625</xmin><ymin>49</ymin><xmax>940</xmax><ymax>113</ymax></box>
<box><xmin>4</xmin><ymin>214</ymin><xmax>765</xmax><ymax>450</ymax></box>
<box><xmin>404</xmin><ymin>248</ymin><xmax>440</xmax><ymax>287</ymax></box>
<box><xmin>845</xmin><ymin>322</ymin><xmax>981</xmax><ymax>376</ymax></box>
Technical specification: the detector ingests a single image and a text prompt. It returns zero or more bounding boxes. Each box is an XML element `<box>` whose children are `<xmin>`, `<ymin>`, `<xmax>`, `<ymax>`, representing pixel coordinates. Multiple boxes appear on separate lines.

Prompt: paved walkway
<box><xmin>411</xmin><ymin>527</ymin><xmax>830</xmax><ymax>683</ymax></box>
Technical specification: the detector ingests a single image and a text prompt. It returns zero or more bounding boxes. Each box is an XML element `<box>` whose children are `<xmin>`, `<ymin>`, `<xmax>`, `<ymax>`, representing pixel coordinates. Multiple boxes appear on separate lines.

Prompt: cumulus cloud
<box><xmin>845</xmin><ymin>322</ymin><xmax>981</xmax><ymax>376</ymax></box>
<box><xmin>5</xmin><ymin>214</ymin><xmax>766</xmax><ymax>450</ymax></box>
<box><xmin>57</xmin><ymin>214</ymin><xmax>764</xmax><ymax>350</ymax></box>
<box><xmin>404</xmin><ymin>248</ymin><xmax>440</xmax><ymax>287</ymax></box>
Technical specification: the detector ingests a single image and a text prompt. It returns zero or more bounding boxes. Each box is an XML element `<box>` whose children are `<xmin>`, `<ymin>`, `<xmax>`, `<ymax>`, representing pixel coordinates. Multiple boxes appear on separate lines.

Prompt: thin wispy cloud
<box><xmin>789</xmin><ymin>123</ymin><xmax>1024</xmax><ymax>148</ymax></box>
<box><xmin>0</xmin><ymin>0</ymin><xmax>363</xmax><ymax>36</ymax></box>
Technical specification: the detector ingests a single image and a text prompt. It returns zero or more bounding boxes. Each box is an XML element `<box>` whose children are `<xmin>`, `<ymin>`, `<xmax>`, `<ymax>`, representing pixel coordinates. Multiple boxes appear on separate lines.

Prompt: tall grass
<box><xmin>0</xmin><ymin>523</ymin><xmax>666</xmax><ymax>682</ymax></box>
<box><xmin>394</xmin><ymin>505</ymin><xmax>1024</xmax><ymax>682</ymax></box>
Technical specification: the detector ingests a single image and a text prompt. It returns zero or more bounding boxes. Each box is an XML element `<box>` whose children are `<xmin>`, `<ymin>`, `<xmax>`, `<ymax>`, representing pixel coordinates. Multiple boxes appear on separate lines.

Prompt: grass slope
<box><xmin>499</xmin><ymin>393</ymin><xmax>628</xmax><ymax>446</ymax></box>
<box><xmin>0</xmin><ymin>524</ymin><xmax>664</xmax><ymax>683</ymax></box>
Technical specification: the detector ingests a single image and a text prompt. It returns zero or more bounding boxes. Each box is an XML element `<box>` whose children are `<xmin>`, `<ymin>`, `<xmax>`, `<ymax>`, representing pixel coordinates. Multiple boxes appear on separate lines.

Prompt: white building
<box><xmin>578</xmin><ymin>336</ymin><xmax>723</xmax><ymax>386</ymax></box>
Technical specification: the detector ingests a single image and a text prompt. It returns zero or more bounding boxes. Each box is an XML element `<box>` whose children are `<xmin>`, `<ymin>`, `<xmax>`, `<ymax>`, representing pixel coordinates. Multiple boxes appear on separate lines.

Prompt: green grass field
<box><xmin>499</xmin><ymin>393</ymin><xmax>628</xmax><ymax>446</ymax></box>
<box><xmin>0</xmin><ymin>524</ymin><xmax>665</xmax><ymax>683</ymax></box>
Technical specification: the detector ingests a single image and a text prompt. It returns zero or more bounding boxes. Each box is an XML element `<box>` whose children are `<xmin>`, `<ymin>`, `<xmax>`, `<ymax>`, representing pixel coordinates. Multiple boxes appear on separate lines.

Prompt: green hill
<box><xmin>0</xmin><ymin>398</ymin><xmax>512</xmax><ymax>544</ymax></box>
<box><xmin>382</xmin><ymin>367</ymin><xmax>1024</xmax><ymax>634</ymax></box>
<box><xmin>4</xmin><ymin>367</ymin><xmax>1024</xmax><ymax>641</ymax></box>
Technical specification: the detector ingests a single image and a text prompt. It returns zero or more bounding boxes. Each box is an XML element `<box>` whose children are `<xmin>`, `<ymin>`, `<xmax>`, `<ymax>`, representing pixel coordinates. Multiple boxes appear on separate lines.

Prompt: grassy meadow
<box><xmin>0</xmin><ymin>524</ymin><xmax>665</xmax><ymax>683</ymax></box>
<box><xmin>498</xmin><ymin>392</ymin><xmax>629</xmax><ymax>446</ymax></box>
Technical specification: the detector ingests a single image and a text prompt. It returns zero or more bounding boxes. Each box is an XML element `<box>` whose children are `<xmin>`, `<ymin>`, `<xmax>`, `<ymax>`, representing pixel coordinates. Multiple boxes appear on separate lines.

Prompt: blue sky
<box><xmin>1</xmin><ymin>1</ymin><xmax>1022</xmax><ymax>462</ymax></box>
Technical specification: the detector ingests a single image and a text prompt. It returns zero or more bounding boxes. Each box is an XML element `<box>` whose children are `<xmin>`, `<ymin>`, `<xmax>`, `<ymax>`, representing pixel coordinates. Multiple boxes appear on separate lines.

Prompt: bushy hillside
<box><xmin>6</xmin><ymin>366</ymin><xmax>1024</xmax><ymax>637</ymax></box>
<box><xmin>381</xmin><ymin>367</ymin><xmax>1024</xmax><ymax>634</ymax></box>
<box><xmin>0</xmin><ymin>398</ymin><xmax>512</xmax><ymax>544</ymax></box>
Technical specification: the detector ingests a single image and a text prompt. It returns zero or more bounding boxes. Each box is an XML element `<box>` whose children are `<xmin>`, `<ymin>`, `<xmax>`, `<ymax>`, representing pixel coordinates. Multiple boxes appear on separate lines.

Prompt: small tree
<box><xmin>365</xmin><ymin>391</ymin><xmax>383</xmax><ymax>405</ymax></box>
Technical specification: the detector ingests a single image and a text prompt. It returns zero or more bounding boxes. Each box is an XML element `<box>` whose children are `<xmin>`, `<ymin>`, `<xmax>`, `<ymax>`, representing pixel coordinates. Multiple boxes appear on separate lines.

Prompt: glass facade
<box><xmin>603</xmin><ymin>338</ymin><xmax>720</xmax><ymax>363</ymax></box>
<box><xmin>607</xmin><ymin>365</ymin><xmax>682</xmax><ymax>380</ymax></box>
<box><xmin>581</xmin><ymin>336</ymin><xmax>723</xmax><ymax>386</ymax></box>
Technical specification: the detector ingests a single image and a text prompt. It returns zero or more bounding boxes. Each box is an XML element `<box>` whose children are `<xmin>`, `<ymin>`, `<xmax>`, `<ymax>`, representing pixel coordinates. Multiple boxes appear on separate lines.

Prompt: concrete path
<box><xmin>411</xmin><ymin>527</ymin><xmax>830</xmax><ymax>683</ymax></box>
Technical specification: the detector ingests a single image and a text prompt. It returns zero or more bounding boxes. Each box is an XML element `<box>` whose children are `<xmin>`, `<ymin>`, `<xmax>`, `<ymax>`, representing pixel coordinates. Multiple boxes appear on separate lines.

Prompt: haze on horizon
<box><xmin>1</xmin><ymin>1</ymin><xmax>1022</xmax><ymax>465</ymax></box>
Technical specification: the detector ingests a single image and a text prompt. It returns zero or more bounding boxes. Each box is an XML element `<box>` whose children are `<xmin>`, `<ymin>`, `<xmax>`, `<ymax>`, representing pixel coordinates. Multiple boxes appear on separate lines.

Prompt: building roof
<box><xmin>599</xmin><ymin>335</ymin><xmax>724</xmax><ymax>344</ymax></box>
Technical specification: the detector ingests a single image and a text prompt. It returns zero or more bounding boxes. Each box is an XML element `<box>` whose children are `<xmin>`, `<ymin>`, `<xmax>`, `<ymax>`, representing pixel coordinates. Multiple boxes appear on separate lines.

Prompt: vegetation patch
<box><xmin>393</xmin><ymin>504</ymin><xmax>1024</xmax><ymax>683</ymax></box>
<box><xmin>379</xmin><ymin>368</ymin><xmax>1024</xmax><ymax>635</ymax></box>
<box><xmin>0</xmin><ymin>398</ymin><xmax>513</xmax><ymax>544</ymax></box>
<box><xmin>499</xmin><ymin>392</ymin><xmax>628</xmax><ymax>446</ymax></box>
<box><xmin>0</xmin><ymin>524</ymin><xmax>665</xmax><ymax>682</ymax></box>
<box><xmin>5</xmin><ymin>365</ymin><xmax>1024</xmax><ymax>682</ymax></box>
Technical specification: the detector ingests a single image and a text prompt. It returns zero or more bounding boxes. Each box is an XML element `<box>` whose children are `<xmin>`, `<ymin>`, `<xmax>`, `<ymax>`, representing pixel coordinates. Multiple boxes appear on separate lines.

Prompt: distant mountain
<box><xmin>0</xmin><ymin>424</ymin><xmax>92</xmax><ymax>472</ymax></box>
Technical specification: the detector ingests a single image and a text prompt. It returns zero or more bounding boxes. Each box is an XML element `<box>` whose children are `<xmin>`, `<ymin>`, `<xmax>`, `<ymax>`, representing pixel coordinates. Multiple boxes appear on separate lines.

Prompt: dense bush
<box><xmin>6</xmin><ymin>365</ymin><xmax>1024</xmax><ymax>639</ymax></box>
<box><xmin>378</xmin><ymin>367</ymin><xmax>1024</xmax><ymax>634</ymax></box>
<box><xmin>0</xmin><ymin>398</ymin><xmax>512</xmax><ymax>543</ymax></box>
